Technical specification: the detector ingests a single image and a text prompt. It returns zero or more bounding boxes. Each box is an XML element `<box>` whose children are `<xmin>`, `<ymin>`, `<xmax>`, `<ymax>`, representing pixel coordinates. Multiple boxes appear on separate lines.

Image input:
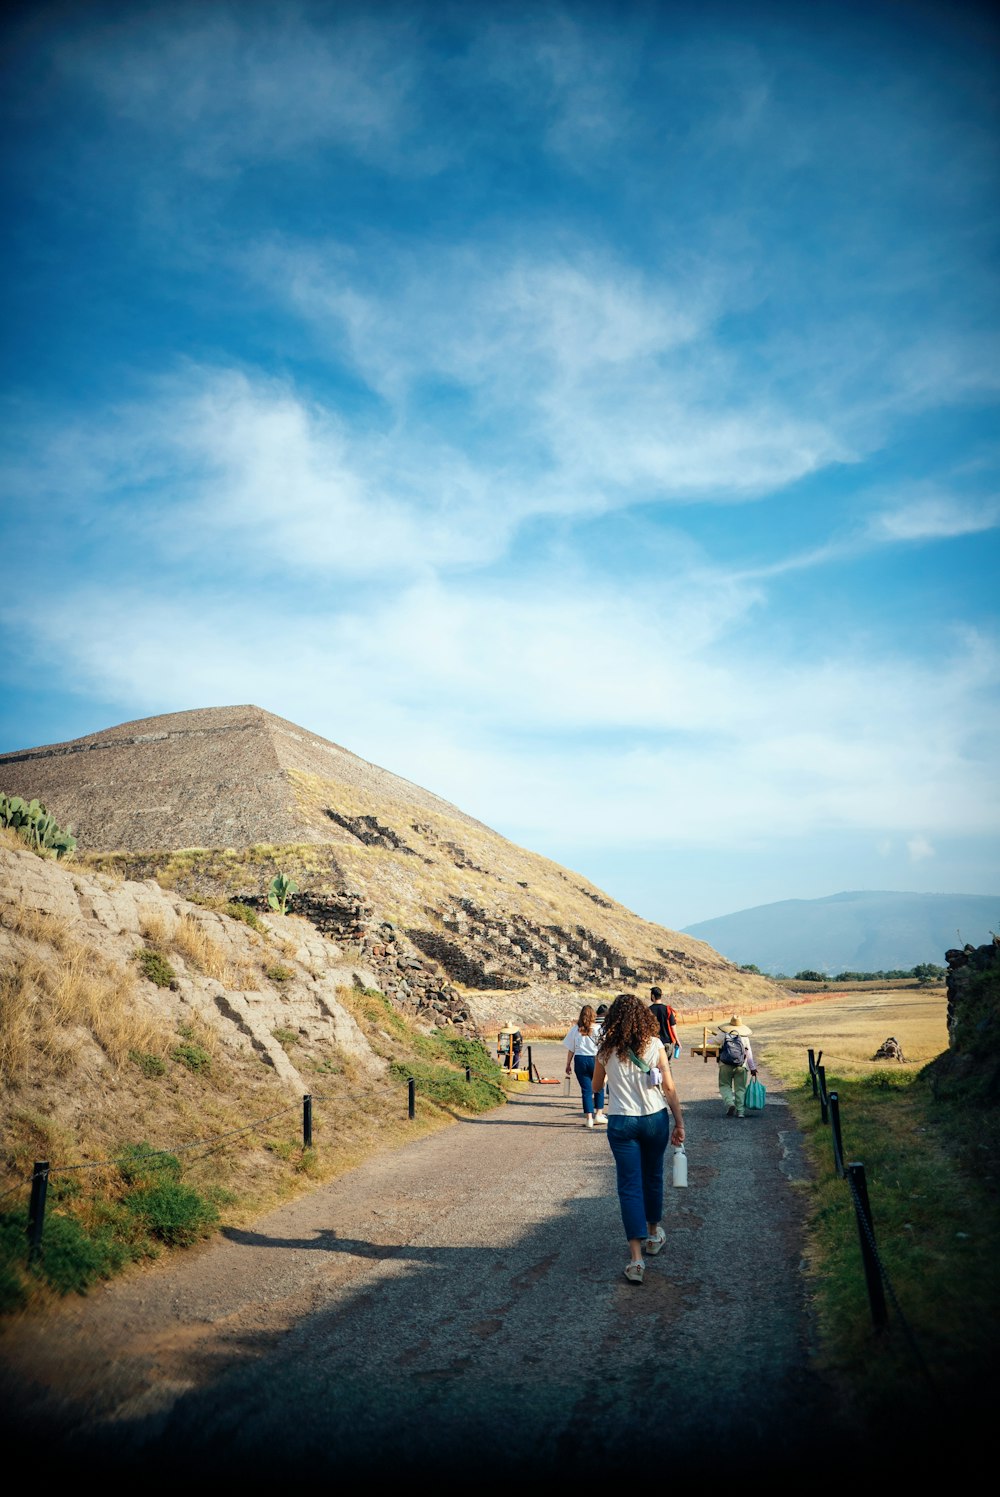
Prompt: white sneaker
<box><xmin>623</xmin><ymin>1260</ymin><xmax>645</xmax><ymax>1284</ymax></box>
<box><xmin>584</xmin><ymin>1115</ymin><xmax>594</xmax><ymax>1128</ymax></box>
<box><xmin>593</xmin><ymin>1112</ymin><xmax>608</xmax><ymax>1124</ymax></box>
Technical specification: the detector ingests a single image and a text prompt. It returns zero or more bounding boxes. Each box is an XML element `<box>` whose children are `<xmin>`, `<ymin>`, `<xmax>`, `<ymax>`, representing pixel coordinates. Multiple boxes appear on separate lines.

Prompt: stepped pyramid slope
<box><xmin>0</xmin><ymin>706</ymin><xmax>779</xmax><ymax>1025</ymax></box>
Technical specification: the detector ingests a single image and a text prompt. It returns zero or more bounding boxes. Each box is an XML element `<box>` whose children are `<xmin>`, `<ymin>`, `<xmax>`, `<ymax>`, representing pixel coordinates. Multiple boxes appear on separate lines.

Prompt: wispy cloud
<box><xmin>869</xmin><ymin>494</ymin><xmax>1000</xmax><ymax>542</ymax></box>
<box><xmin>51</xmin><ymin>8</ymin><xmax>429</xmax><ymax>174</ymax></box>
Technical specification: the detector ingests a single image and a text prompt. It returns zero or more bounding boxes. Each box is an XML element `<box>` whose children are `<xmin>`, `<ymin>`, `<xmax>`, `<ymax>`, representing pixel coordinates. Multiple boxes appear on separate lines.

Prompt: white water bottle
<box><xmin>672</xmin><ymin>1144</ymin><xmax>688</xmax><ymax>1188</ymax></box>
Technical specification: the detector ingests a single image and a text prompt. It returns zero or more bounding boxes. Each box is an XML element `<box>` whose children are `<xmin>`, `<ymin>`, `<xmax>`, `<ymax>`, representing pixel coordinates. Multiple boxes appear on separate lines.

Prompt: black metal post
<box><xmin>808</xmin><ymin>1048</ymin><xmax>817</xmax><ymax>1095</ymax></box>
<box><xmin>847</xmin><ymin>1162</ymin><xmax>888</xmax><ymax>1330</ymax></box>
<box><xmin>527</xmin><ymin>1045</ymin><xmax>533</xmax><ymax>1082</ymax></box>
<box><xmin>466</xmin><ymin>1066</ymin><xmax>471</xmax><ymax>1082</ymax></box>
<box><xmin>302</xmin><ymin>1095</ymin><xmax>313</xmax><ymax>1148</ymax></box>
<box><xmin>27</xmin><ymin>1161</ymin><xmax>49</xmax><ymax>1265</ymax></box>
<box><xmin>829</xmin><ymin>1091</ymin><xmax>845</xmax><ymax>1175</ymax></box>
<box><xmin>818</xmin><ymin>1065</ymin><xmax>828</xmax><ymax>1123</ymax></box>
<box><xmin>408</xmin><ymin>1078</ymin><xmax>415</xmax><ymax>1120</ymax></box>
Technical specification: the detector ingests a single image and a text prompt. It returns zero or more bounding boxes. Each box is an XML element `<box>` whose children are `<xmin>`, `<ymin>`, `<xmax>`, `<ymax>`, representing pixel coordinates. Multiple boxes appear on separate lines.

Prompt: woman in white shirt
<box><xmin>592</xmin><ymin>992</ymin><xmax>685</xmax><ymax>1284</ymax></box>
<box><xmin>563</xmin><ymin>1004</ymin><xmax>607</xmax><ymax>1128</ymax></box>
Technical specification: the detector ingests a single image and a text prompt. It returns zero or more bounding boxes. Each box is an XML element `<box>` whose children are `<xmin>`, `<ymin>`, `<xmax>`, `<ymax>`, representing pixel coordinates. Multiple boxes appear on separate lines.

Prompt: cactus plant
<box><xmin>1</xmin><ymin>793</ymin><xmax>76</xmax><ymax>857</ymax></box>
<box><xmin>267</xmin><ymin>872</ymin><xmax>298</xmax><ymax>915</ymax></box>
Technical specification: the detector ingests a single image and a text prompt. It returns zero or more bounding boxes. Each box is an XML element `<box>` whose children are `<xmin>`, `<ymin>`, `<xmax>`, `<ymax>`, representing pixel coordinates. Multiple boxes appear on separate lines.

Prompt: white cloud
<box><xmin>242</xmin><ymin>241</ymin><xmax>851</xmax><ymax>510</ymax></box>
<box><xmin>870</xmin><ymin>495</ymin><xmax>1000</xmax><ymax>543</ymax></box>
<box><xmin>7</xmin><ymin>569</ymin><xmax>998</xmax><ymax>853</ymax></box>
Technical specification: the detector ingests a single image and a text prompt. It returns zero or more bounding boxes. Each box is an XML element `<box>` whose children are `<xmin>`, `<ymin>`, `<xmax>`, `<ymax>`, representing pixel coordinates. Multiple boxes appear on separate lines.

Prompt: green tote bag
<box><xmin>745</xmin><ymin>1077</ymin><xmax>766</xmax><ymax>1112</ymax></box>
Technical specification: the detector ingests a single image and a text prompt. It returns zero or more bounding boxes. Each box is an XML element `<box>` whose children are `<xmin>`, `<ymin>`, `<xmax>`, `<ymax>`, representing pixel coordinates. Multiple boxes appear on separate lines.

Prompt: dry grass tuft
<box><xmin>171</xmin><ymin>913</ymin><xmax>222</xmax><ymax>973</ymax></box>
<box><xmin>139</xmin><ymin>909</ymin><xmax>175</xmax><ymax>949</ymax></box>
<box><xmin>1</xmin><ymin>904</ymin><xmax>76</xmax><ymax>953</ymax></box>
<box><xmin>0</xmin><ymin>961</ymin><xmax>37</xmax><ymax>1080</ymax></box>
<box><xmin>171</xmin><ymin>914</ymin><xmax>236</xmax><ymax>984</ymax></box>
<box><xmin>1</xmin><ymin>921</ymin><xmax>169</xmax><ymax>1084</ymax></box>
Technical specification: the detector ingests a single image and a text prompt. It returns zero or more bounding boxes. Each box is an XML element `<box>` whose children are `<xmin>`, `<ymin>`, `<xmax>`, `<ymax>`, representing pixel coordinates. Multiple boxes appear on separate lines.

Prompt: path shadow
<box><xmin>220</xmin><ymin>1226</ymin><xmax>467</xmax><ymax>1262</ymax></box>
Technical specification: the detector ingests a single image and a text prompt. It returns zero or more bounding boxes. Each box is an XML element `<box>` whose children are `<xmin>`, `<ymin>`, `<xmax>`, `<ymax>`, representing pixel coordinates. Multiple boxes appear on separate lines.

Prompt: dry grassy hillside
<box><xmin>0</xmin><ymin>832</ymin><xmax>512</xmax><ymax>1309</ymax></box>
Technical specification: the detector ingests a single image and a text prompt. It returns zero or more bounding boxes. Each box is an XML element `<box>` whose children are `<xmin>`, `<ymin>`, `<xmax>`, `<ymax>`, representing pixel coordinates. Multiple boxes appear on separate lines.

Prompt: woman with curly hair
<box><xmin>592</xmin><ymin>992</ymin><xmax>685</xmax><ymax>1284</ymax></box>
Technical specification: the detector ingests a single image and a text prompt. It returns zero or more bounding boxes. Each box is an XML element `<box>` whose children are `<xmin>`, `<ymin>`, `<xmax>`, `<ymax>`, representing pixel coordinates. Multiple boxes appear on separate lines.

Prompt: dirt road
<box><xmin>0</xmin><ymin>1042</ymin><xmax>853</xmax><ymax>1474</ymax></box>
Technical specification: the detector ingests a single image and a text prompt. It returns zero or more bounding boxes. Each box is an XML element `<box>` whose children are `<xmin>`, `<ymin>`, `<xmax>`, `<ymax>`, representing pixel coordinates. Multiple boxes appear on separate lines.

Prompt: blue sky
<box><xmin>1</xmin><ymin>0</ymin><xmax>998</xmax><ymax>928</ymax></box>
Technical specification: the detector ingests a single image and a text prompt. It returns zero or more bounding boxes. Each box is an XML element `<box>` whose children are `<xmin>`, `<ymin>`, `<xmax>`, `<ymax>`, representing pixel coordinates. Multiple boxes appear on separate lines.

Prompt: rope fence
<box><xmin>2</xmin><ymin>1051</ymin><xmax>522</xmax><ymax>1263</ymax></box>
<box><xmin>806</xmin><ymin>1047</ymin><xmax>937</xmax><ymax>1395</ymax></box>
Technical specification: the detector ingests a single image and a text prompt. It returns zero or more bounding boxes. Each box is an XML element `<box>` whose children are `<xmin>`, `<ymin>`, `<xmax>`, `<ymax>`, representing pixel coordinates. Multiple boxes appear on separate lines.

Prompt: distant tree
<box><xmin>794</xmin><ymin>970</ymin><xmax>826</xmax><ymax>982</ymax></box>
<box><xmin>913</xmin><ymin>962</ymin><xmax>946</xmax><ymax>985</ymax></box>
<box><xmin>738</xmin><ymin>963</ymin><xmax>762</xmax><ymax>974</ymax></box>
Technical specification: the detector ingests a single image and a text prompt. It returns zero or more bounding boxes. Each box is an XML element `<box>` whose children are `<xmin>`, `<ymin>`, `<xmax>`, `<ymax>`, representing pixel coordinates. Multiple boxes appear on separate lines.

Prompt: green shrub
<box><xmin>272</xmin><ymin>1027</ymin><xmax>298</xmax><ymax>1048</ymax></box>
<box><xmin>0</xmin><ymin>1207</ymin><xmax>120</xmax><ymax>1299</ymax></box>
<box><xmin>349</xmin><ymin>982</ymin><xmax>409</xmax><ymax>1039</ymax></box>
<box><xmin>136</xmin><ymin>948</ymin><xmax>177</xmax><ymax>988</ymax></box>
<box><xmin>434</xmin><ymin>1031</ymin><xmax>498</xmax><ymax>1075</ymax></box>
<box><xmin>88</xmin><ymin>1200</ymin><xmax>160</xmax><ymax>1263</ymax></box>
<box><xmin>129</xmin><ymin>1049</ymin><xmax>167</xmax><ymax>1078</ymax></box>
<box><xmin>117</xmin><ymin>1142</ymin><xmax>182</xmax><ymax>1187</ymax></box>
<box><xmin>171</xmin><ymin>1042</ymin><xmax>211</xmax><ymax>1074</ymax></box>
<box><xmin>39</xmin><ymin>1212</ymin><xmax>119</xmax><ymax>1294</ymax></box>
<box><xmin>225</xmin><ymin>902</ymin><xmax>263</xmax><ymax>930</ymax></box>
<box><xmin>124</xmin><ymin>1181</ymin><xmax>219</xmax><ymax>1247</ymax></box>
<box><xmin>388</xmin><ymin>1057</ymin><xmax>505</xmax><ymax>1111</ymax></box>
<box><xmin>266</xmin><ymin>965</ymin><xmax>295</xmax><ymax>983</ymax></box>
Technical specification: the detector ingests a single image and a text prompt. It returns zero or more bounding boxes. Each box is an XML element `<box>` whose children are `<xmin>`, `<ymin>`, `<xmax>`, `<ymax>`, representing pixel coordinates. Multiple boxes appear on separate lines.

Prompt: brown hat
<box><xmin>718</xmin><ymin>1013</ymin><xmax>752</xmax><ymax>1036</ymax></box>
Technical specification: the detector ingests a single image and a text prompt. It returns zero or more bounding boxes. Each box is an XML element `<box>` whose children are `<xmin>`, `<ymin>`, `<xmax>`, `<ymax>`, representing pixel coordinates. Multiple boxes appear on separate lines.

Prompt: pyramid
<box><xmin>0</xmin><ymin>704</ymin><xmax>480</xmax><ymax>852</ymax></box>
<box><xmin>0</xmin><ymin>705</ymin><xmax>779</xmax><ymax>1018</ymax></box>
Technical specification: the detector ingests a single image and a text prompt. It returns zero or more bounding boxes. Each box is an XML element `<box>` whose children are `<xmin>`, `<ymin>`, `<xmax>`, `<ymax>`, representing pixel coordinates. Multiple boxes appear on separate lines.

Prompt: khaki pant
<box><xmin>718</xmin><ymin>1062</ymin><xmax>749</xmax><ymax>1117</ymax></box>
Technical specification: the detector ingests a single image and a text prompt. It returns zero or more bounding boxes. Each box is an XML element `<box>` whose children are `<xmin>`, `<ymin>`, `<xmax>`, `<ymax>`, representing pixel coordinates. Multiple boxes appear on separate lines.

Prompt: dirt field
<box><xmin>697</xmin><ymin>985</ymin><xmax>949</xmax><ymax>1078</ymax></box>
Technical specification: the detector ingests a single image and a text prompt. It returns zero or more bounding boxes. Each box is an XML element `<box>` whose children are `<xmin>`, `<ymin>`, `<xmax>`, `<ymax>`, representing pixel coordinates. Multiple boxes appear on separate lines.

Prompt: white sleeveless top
<box><xmin>603</xmin><ymin>1037</ymin><xmax>669</xmax><ymax>1117</ymax></box>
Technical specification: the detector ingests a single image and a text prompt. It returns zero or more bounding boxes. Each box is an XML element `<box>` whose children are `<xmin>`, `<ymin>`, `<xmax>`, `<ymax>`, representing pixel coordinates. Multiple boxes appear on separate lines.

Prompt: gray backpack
<box><xmin>719</xmin><ymin>1031</ymin><xmax>746</xmax><ymax>1067</ymax></box>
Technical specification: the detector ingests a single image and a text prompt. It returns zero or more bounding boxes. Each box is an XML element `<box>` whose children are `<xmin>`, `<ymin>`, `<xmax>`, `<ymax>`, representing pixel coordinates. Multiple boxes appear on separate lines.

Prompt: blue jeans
<box><xmin>606</xmin><ymin>1111</ymin><xmax>670</xmax><ymax>1242</ymax></box>
<box><xmin>573</xmin><ymin>1054</ymin><xmax>605</xmax><ymax>1115</ymax></box>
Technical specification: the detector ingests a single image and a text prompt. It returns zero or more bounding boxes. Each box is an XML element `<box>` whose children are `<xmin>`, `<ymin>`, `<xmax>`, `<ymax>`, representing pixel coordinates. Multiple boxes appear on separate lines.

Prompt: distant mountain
<box><xmin>682</xmin><ymin>891</ymin><xmax>1000</xmax><ymax>975</ymax></box>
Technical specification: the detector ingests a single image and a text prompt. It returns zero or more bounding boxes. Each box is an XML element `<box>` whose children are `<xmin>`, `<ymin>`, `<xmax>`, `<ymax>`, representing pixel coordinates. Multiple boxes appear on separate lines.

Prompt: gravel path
<box><xmin>0</xmin><ymin>1042</ymin><xmax>854</xmax><ymax>1474</ymax></box>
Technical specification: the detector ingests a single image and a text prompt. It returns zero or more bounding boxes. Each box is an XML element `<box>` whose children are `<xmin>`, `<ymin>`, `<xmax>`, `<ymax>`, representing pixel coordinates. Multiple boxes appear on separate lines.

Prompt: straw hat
<box><xmin>718</xmin><ymin>1013</ymin><xmax>752</xmax><ymax>1036</ymax></box>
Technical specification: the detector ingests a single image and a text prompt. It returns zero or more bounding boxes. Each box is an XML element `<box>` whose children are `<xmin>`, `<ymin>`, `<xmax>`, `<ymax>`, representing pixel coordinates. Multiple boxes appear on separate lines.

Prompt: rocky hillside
<box><xmin>0</xmin><ymin>838</ymin><xmax>383</xmax><ymax>1102</ymax></box>
<box><xmin>0</xmin><ymin>706</ymin><xmax>779</xmax><ymax>1028</ymax></box>
<box><xmin>0</xmin><ymin>834</ymin><xmax>508</xmax><ymax>1288</ymax></box>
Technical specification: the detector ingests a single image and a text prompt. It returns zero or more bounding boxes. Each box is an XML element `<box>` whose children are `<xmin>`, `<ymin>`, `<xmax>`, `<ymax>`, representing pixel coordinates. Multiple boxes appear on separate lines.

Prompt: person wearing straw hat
<box><xmin>716</xmin><ymin>1014</ymin><xmax>757</xmax><ymax>1119</ymax></box>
